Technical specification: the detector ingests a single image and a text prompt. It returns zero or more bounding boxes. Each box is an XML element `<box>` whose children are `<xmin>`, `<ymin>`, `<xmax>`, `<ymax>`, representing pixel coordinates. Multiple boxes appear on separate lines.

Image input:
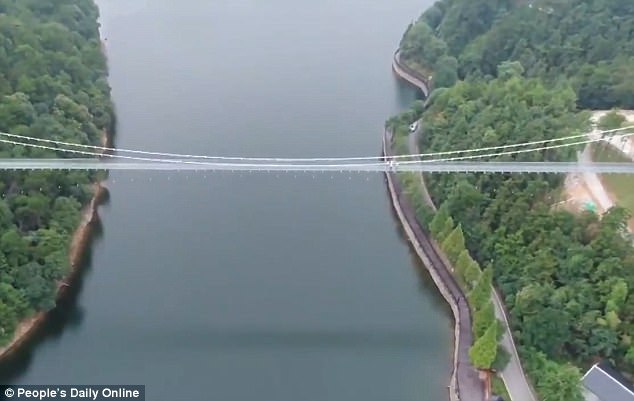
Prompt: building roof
<box><xmin>582</xmin><ymin>362</ymin><xmax>634</xmax><ymax>401</ymax></box>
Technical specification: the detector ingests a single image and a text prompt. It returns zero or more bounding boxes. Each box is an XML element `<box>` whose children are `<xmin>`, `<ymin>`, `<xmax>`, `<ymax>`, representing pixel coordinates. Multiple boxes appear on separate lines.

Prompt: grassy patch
<box><xmin>591</xmin><ymin>143</ymin><xmax>634</xmax><ymax>212</ymax></box>
<box><xmin>492</xmin><ymin>374</ymin><xmax>511</xmax><ymax>400</ymax></box>
<box><xmin>393</xmin><ymin>132</ymin><xmax>409</xmax><ymax>156</ymax></box>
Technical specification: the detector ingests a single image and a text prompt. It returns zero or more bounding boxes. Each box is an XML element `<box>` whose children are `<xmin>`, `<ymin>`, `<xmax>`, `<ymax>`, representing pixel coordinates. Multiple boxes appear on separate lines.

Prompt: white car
<box><xmin>409</xmin><ymin>121</ymin><xmax>419</xmax><ymax>132</ymax></box>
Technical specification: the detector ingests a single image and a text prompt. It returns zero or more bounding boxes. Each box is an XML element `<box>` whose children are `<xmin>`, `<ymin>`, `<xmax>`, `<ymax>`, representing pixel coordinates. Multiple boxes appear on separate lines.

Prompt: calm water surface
<box><xmin>2</xmin><ymin>1</ymin><xmax>452</xmax><ymax>400</ymax></box>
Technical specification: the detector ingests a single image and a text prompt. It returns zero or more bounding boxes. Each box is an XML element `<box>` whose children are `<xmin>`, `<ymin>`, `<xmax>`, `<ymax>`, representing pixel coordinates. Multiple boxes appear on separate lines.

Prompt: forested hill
<box><xmin>400</xmin><ymin>0</ymin><xmax>634</xmax><ymax>109</ymax></box>
<box><xmin>0</xmin><ymin>0</ymin><xmax>113</xmax><ymax>346</ymax></box>
<box><xmin>394</xmin><ymin>0</ymin><xmax>634</xmax><ymax>400</ymax></box>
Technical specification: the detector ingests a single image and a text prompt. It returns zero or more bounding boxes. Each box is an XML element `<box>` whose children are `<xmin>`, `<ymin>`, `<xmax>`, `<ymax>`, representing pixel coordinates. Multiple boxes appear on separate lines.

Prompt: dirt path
<box><xmin>565</xmin><ymin>110</ymin><xmax>634</xmax><ymax>230</ymax></box>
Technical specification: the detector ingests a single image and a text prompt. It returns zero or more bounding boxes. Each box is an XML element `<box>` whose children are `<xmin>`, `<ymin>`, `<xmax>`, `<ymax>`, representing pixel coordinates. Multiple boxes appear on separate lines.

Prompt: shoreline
<box><xmin>389</xmin><ymin>51</ymin><xmax>485</xmax><ymax>401</ymax></box>
<box><xmin>391</xmin><ymin>50</ymin><xmax>432</xmax><ymax>98</ymax></box>
<box><xmin>383</xmin><ymin>130</ymin><xmax>483</xmax><ymax>401</ymax></box>
<box><xmin>0</xmin><ymin>186</ymin><xmax>107</xmax><ymax>361</ymax></box>
<box><xmin>0</xmin><ymin>140</ymin><xmax>110</xmax><ymax>362</ymax></box>
<box><xmin>0</xmin><ymin>32</ymin><xmax>113</xmax><ymax>362</ymax></box>
<box><xmin>383</xmin><ymin>133</ymin><xmax>459</xmax><ymax>401</ymax></box>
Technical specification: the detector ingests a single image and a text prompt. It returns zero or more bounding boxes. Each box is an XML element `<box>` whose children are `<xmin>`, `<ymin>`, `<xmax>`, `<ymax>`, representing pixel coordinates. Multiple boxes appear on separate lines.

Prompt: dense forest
<box><xmin>0</xmin><ymin>0</ymin><xmax>113</xmax><ymax>346</ymax></box>
<box><xmin>400</xmin><ymin>0</ymin><xmax>634</xmax><ymax>109</ymax></box>
<box><xmin>394</xmin><ymin>0</ymin><xmax>634</xmax><ymax>400</ymax></box>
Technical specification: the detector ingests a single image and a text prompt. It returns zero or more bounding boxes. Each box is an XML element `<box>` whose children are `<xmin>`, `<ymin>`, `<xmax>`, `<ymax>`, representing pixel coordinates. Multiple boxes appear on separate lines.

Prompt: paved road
<box><xmin>407</xmin><ymin>125</ymin><xmax>538</xmax><ymax>401</ymax></box>
<box><xmin>490</xmin><ymin>292</ymin><xmax>537</xmax><ymax>401</ymax></box>
<box><xmin>0</xmin><ymin>158</ymin><xmax>632</xmax><ymax>173</ymax></box>
<box><xmin>392</xmin><ymin>50</ymin><xmax>431</xmax><ymax>97</ymax></box>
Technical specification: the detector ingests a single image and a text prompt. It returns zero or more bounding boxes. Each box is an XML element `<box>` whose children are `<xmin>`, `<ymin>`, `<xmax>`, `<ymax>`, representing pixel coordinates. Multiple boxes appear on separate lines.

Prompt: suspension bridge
<box><xmin>0</xmin><ymin>126</ymin><xmax>631</xmax><ymax>173</ymax></box>
<box><xmin>0</xmin><ymin>158</ymin><xmax>632</xmax><ymax>173</ymax></box>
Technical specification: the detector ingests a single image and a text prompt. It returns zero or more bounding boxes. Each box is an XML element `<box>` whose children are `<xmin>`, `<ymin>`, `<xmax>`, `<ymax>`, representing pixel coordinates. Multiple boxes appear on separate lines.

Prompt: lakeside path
<box><xmin>392</xmin><ymin>50</ymin><xmax>431</xmax><ymax>98</ymax></box>
<box><xmin>393</xmin><ymin>50</ymin><xmax>538</xmax><ymax>401</ymax></box>
<box><xmin>383</xmin><ymin>131</ymin><xmax>483</xmax><ymax>401</ymax></box>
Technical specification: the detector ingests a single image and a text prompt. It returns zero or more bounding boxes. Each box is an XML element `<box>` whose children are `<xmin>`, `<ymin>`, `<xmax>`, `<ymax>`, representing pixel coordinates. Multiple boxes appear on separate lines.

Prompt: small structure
<box><xmin>583</xmin><ymin>201</ymin><xmax>598</xmax><ymax>213</ymax></box>
<box><xmin>582</xmin><ymin>362</ymin><xmax>634</xmax><ymax>401</ymax></box>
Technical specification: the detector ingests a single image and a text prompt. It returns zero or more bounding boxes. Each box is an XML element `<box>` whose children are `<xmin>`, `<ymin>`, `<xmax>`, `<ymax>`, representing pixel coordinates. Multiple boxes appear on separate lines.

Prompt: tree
<box><xmin>441</xmin><ymin>223</ymin><xmax>466</xmax><ymax>264</ymax></box>
<box><xmin>34</xmin><ymin>228</ymin><xmax>68</xmax><ymax>264</ymax></box>
<box><xmin>0</xmin><ymin>92</ymin><xmax>36</xmax><ymax>130</ymax></box>
<box><xmin>535</xmin><ymin>360</ymin><xmax>584</xmax><ymax>401</ymax></box>
<box><xmin>468</xmin><ymin>266</ymin><xmax>493</xmax><ymax>311</ymax></box>
<box><xmin>605</xmin><ymin>279</ymin><xmax>628</xmax><ymax>316</ymax></box>
<box><xmin>0</xmin><ymin>201</ymin><xmax>14</xmax><ymax>230</ymax></box>
<box><xmin>0</xmin><ymin>282</ymin><xmax>28</xmax><ymax>318</ymax></box>
<box><xmin>1</xmin><ymin>229</ymin><xmax>30</xmax><ymax>267</ymax></box>
<box><xmin>464</xmin><ymin>260</ymin><xmax>482</xmax><ymax>289</ymax></box>
<box><xmin>454</xmin><ymin>249</ymin><xmax>473</xmax><ymax>283</ymax></box>
<box><xmin>433</xmin><ymin>55</ymin><xmax>458</xmax><ymax>88</ymax></box>
<box><xmin>598</xmin><ymin>110</ymin><xmax>625</xmax><ymax>130</ymax></box>
<box><xmin>626</xmin><ymin>346</ymin><xmax>634</xmax><ymax>366</ymax></box>
<box><xmin>415</xmin><ymin>202</ymin><xmax>436</xmax><ymax>227</ymax></box>
<box><xmin>0</xmin><ymin>300</ymin><xmax>18</xmax><ymax>342</ymax></box>
<box><xmin>14</xmin><ymin>193</ymin><xmax>50</xmax><ymax>231</ymax></box>
<box><xmin>400</xmin><ymin>20</ymin><xmax>448</xmax><ymax>67</ymax></box>
<box><xmin>429</xmin><ymin>203</ymin><xmax>450</xmax><ymax>237</ymax></box>
<box><xmin>473</xmin><ymin>300</ymin><xmax>495</xmax><ymax>338</ymax></box>
<box><xmin>438</xmin><ymin>216</ymin><xmax>455</xmax><ymax>241</ymax></box>
<box><xmin>497</xmin><ymin>61</ymin><xmax>524</xmax><ymax>80</ymax></box>
<box><xmin>470</xmin><ymin>322</ymin><xmax>498</xmax><ymax>370</ymax></box>
<box><xmin>50</xmin><ymin>197</ymin><xmax>81</xmax><ymax>234</ymax></box>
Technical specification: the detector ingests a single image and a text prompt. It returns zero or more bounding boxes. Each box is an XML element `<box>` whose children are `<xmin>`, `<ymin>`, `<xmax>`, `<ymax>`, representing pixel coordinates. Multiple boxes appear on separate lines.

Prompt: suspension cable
<box><xmin>0</xmin><ymin>125</ymin><xmax>631</xmax><ymax>162</ymax></box>
<box><xmin>0</xmin><ymin>131</ymin><xmax>630</xmax><ymax>168</ymax></box>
